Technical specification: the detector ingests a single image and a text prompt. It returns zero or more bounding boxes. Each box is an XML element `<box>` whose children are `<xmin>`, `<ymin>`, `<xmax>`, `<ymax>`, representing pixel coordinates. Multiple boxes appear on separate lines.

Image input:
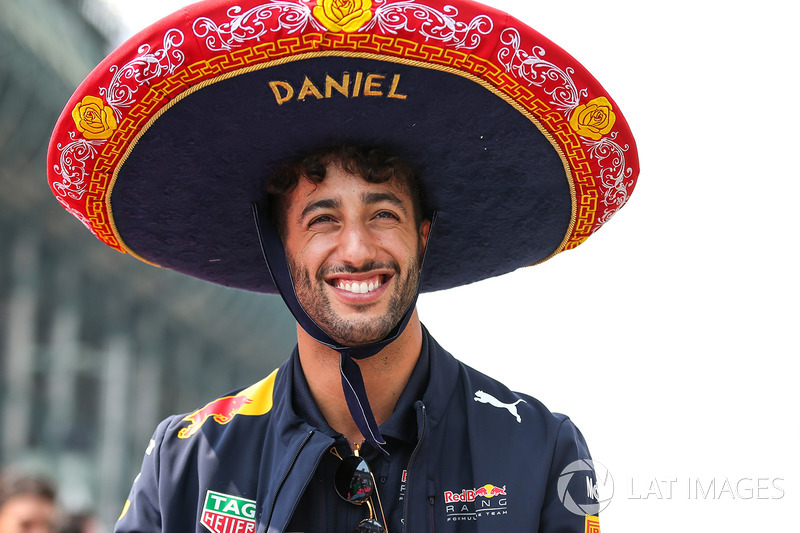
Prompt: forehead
<box><xmin>287</xmin><ymin>166</ymin><xmax>413</xmax><ymax>209</ymax></box>
<box><xmin>0</xmin><ymin>493</ymin><xmax>55</xmax><ymax>516</ymax></box>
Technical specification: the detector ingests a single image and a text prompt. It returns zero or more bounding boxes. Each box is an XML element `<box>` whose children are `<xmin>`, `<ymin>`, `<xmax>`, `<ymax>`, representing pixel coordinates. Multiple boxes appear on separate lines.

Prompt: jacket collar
<box><xmin>259</xmin><ymin>326</ymin><xmax>463</xmax><ymax>532</ymax></box>
<box><xmin>288</xmin><ymin>326</ymin><xmax>435</xmax><ymax>445</ymax></box>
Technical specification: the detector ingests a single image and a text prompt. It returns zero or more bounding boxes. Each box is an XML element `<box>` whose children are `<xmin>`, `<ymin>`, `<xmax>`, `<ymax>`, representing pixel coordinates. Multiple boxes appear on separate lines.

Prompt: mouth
<box><xmin>327</xmin><ymin>273</ymin><xmax>392</xmax><ymax>295</ymax></box>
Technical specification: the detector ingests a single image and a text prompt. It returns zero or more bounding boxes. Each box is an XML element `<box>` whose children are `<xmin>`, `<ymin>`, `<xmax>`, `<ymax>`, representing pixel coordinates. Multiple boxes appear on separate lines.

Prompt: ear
<box><xmin>418</xmin><ymin>219</ymin><xmax>431</xmax><ymax>254</ymax></box>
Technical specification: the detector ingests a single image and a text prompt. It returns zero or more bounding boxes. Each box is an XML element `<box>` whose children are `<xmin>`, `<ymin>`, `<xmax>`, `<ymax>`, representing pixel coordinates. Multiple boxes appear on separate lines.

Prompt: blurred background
<box><xmin>0</xmin><ymin>0</ymin><xmax>296</xmax><ymax>528</ymax></box>
<box><xmin>1</xmin><ymin>0</ymin><xmax>798</xmax><ymax>531</ymax></box>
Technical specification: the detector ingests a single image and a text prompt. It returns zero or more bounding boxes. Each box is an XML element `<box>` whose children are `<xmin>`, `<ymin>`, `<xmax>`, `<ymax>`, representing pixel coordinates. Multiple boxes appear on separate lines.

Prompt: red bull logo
<box><xmin>444</xmin><ymin>483</ymin><xmax>507</xmax><ymax>503</ymax></box>
<box><xmin>444</xmin><ymin>482</ymin><xmax>509</xmax><ymax>522</ymax></box>
<box><xmin>478</xmin><ymin>484</ymin><xmax>507</xmax><ymax>498</ymax></box>
<box><xmin>178</xmin><ymin>369</ymin><xmax>277</xmax><ymax>439</ymax></box>
<box><xmin>179</xmin><ymin>395</ymin><xmax>252</xmax><ymax>439</ymax></box>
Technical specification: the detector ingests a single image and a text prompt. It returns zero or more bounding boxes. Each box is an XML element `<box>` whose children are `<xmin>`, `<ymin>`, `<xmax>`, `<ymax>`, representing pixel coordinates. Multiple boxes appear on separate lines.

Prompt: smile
<box><xmin>332</xmin><ymin>274</ymin><xmax>387</xmax><ymax>294</ymax></box>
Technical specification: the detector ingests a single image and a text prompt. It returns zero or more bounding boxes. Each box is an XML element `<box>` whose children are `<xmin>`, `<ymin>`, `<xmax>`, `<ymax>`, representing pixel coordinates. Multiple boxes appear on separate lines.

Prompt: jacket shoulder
<box><xmin>167</xmin><ymin>368</ymin><xmax>280</xmax><ymax>440</ymax></box>
<box><xmin>116</xmin><ymin>367</ymin><xmax>290</xmax><ymax>531</ymax></box>
<box><xmin>458</xmin><ymin>360</ymin><xmax>569</xmax><ymax>430</ymax></box>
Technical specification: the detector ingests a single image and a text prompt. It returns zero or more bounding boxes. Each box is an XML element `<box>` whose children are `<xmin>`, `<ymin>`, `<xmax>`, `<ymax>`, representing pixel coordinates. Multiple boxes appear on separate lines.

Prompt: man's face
<box><xmin>282</xmin><ymin>164</ymin><xmax>430</xmax><ymax>346</ymax></box>
<box><xmin>0</xmin><ymin>495</ymin><xmax>57</xmax><ymax>533</ymax></box>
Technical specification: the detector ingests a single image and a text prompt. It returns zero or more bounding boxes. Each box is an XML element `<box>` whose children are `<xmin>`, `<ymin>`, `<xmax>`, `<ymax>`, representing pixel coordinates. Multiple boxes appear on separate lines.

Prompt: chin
<box><xmin>320</xmin><ymin>312</ymin><xmax>398</xmax><ymax>347</ymax></box>
<box><xmin>328</xmin><ymin>326</ymin><xmax>392</xmax><ymax>347</ymax></box>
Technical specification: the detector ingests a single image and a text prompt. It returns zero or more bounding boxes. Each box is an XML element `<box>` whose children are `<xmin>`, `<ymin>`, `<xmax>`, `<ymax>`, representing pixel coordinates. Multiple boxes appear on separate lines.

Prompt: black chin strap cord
<box><xmin>252</xmin><ymin>203</ymin><xmax>437</xmax><ymax>455</ymax></box>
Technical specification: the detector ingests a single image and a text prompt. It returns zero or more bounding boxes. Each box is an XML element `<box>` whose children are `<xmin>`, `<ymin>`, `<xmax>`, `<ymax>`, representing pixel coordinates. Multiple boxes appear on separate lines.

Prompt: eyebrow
<box><xmin>297</xmin><ymin>191</ymin><xmax>408</xmax><ymax>223</ymax></box>
<box><xmin>362</xmin><ymin>191</ymin><xmax>408</xmax><ymax>216</ymax></box>
<box><xmin>298</xmin><ymin>198</ymin><xmax>341</xmax><ymax>223</ymax></box>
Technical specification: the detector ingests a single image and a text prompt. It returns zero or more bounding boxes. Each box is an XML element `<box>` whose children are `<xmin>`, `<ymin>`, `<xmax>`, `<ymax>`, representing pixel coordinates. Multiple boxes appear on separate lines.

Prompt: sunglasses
<box><xmin>331</xmin><ymin>446</ymin><xmax>389</xmax><ymax>533</ymax></box>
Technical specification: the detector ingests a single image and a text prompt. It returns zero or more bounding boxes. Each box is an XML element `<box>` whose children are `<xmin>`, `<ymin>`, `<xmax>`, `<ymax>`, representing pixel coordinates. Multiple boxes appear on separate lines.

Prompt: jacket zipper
<box><xmin>402</xmin><ymin>402</ymin><xmax>427</xmax><ymax>533</ymax></box>
<box><xmin>262</xmin><ymin>429</ymin><xmax>314</xmax><ymax>532</ymax></box>
<box><xmin>428</xmin><ymin>495</ymin><xmax>436</xmax><ymax>533</ymax></box>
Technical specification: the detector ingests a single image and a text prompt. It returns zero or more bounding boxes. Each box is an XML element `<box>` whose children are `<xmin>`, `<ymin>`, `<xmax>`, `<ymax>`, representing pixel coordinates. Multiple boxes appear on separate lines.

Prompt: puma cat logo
<box><xmin>474</xmin><ymin>390</ymin><xmax>526</xmax><ymax>423</ymax></box>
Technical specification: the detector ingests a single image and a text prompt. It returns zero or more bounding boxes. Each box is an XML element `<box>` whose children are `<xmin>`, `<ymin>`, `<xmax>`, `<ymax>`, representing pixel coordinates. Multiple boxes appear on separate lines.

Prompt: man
<box><xmin>47</xmin><ymin>0</ymin><xmax>638</xmax><ymax>530</ymax></box>
<box><xmin>0</xmin><ymin>470</ymin><xmax>58</xmax><ymax>533</ymax></box>
<box><xmin>267</xmin><ymin>145</ymin><xmax>430</xmax><ymax>449</ymax></box>
<box><xmin>113</xmin><ymin>144</ymin><xmax>602</xmax><ymax>532</ymax></box>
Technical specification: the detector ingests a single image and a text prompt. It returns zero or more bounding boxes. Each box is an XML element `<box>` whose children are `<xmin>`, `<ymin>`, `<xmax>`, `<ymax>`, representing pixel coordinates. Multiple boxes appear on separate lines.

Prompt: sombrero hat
<box><xmin>47</xmin><ymin>0</ymin><xmax>639</xmax><ymax>295</ymax></box>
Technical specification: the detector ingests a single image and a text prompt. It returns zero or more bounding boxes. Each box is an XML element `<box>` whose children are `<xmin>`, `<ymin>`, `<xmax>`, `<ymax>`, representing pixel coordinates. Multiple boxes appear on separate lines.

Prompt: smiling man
<box><xmin>247</xmin><ymin>143</ymin><xmax>601</xmax><ymax>533</ymax></box>
<box><xmin>274</xmin><ymin>147</ymin><xmax>429</xmax><ymax>349</ymax></box>
<box><xmin>269</xmin><ymin>146</ymin><xmax>431</xmax><ymax>454</ymax></box>
<box><xmin>47</xmin><ymin>0</ymin><xmax>639</xmax><ymax>531</ymax></box>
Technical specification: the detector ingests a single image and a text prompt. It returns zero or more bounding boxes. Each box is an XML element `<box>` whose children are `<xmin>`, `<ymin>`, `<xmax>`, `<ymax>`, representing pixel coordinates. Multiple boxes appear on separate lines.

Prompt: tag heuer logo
<box><xmin>201</xmin><ymin>490</ymin><xmax>256</xmax><ymax>533</ymax></box>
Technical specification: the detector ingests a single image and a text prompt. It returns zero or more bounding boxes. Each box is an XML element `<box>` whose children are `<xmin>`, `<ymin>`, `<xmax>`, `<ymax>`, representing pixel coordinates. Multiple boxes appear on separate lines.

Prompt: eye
<box><xmin>308</xmin><ymin>214</ymin><xmax>335</xmax><ymax>227</ymax></box>
<box><xmin>374</xmin><ymin>210</ymin><xmax>400</xmax><ymax>221</ymax></box>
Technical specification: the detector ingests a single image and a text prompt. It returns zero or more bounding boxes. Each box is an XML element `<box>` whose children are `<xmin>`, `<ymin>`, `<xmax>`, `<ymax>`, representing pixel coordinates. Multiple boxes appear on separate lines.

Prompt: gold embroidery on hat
<box><xmin>269</xmin><ymin>81</ymin><xmax>294</xmax><ymax>104</ymax></box>
<box><xmin>298</xmin><ymin>76</ymin><xmax>324</xmax><ymax>100</ymax></box>
<box><xmin>569</xmin><ymin>97</ymin><xmax>616</xmax><ymax>141</ymax></box>
<box><xmin>72</xmin><ymin>95</ymin><xmax>118</xmax><ymax>140</ymax></box>
<box><xmin>352</xmin><ymin>71</ymin><xmax>364</xmax><ymax>97</ymax></box>
<box><xmin>266</xmin><ymin>72</ymin><xmax>407</xmax><ymax>104</ymax></box>
<box><xmin>313</xmin><ymin>0</ymin><xmax>374</xmax><ymax>33</ymax></box>
<box><xmin>326</xmin><ymin>73</ymin><xmax>351</xmax><ymax>98</ymax></box>
<box><xmin>387</xmin><ymin>74</ymin><xmax>407</xmax><ymax>100</ymax></box>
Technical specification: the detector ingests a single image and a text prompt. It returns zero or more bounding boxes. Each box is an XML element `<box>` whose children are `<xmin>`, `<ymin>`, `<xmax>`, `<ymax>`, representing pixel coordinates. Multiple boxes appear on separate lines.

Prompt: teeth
<box><xmin>336</xmin><ymin>279</ymin><xmax>382</xmax><ymax>294</ymax></box>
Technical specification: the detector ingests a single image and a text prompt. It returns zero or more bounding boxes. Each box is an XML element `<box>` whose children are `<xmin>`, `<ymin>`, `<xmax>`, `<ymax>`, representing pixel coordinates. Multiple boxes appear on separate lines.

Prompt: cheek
<box><xmin>295</xmin><ymin>238</ymin><xmax>340</xmax><ymax>275</ymax></box>
<box><xmin>385</xmin><ymin>235</ymin><xmax>420</xmax><ymax>263</ymax></box>
<box><xmin>304</xmin><ymin>236</ymin><xmax>336</xmax><ymax>259</ymax></box>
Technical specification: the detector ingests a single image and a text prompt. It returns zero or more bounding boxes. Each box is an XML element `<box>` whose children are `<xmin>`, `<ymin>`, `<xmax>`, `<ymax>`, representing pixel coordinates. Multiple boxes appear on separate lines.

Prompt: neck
<box><xmin>296</xmin><ymin>309</ymin><xmax>424</xmax><ymax>448</ymax></box>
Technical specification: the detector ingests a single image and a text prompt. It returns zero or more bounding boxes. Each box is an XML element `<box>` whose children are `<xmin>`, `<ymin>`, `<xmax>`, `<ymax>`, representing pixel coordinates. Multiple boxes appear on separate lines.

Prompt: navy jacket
<box><xmin>116</xmin><ymin>331</ymin><xmax>599</xmax><ymax>532</ymax></box>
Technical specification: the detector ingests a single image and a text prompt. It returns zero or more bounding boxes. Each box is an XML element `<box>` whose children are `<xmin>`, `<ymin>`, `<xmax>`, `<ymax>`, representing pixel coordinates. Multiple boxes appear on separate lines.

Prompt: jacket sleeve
<box><xmin>114</xmin><ymin>417</ymin><xmax>174</xmax><ymax>532</ymax></box>
<box><xmin>538</xmin><ymin>416</ymin><xmax>601</xmax><ymax>533</ymax></box>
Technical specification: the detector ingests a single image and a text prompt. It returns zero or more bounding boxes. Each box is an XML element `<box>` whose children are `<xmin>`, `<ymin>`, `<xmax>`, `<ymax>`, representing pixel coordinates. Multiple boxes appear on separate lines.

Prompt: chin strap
<box><xmin>252</xmin><ymin>203</ymin><xmax>436</xmax><ymax>455</ymax></box>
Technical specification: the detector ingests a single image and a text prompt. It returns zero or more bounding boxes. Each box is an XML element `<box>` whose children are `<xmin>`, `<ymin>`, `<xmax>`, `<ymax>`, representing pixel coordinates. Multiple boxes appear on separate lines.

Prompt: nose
<box><xmin>336</xmin><ymin>220</ymin><xmax>378</xmax><ymax>267</ymax></box>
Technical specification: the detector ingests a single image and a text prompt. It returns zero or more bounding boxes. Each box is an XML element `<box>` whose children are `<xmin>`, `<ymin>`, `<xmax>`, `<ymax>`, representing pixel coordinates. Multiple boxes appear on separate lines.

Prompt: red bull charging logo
<box><xmin>177</xmin><ymin>370</ymin><xmax>277</xmax><ymax>439</ymax></box>
<box><xmin>178</xmin><ymin>395</ymin><xmax>253</xmax><ymax>439</ymax></box>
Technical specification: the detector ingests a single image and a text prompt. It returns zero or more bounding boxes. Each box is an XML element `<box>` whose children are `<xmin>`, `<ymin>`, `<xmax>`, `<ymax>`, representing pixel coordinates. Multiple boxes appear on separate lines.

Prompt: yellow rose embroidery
<box><xmin>569</xmin><ymin>96</ymin><xmax>616</xmax><ymax>140</ymax></box>
<box><xmin>71</xmin><ymin>95</ymin><xmax>118</xmax><ymax>140</ymax></box>
<box><xmin>313</xmin><ymin>0</ymin><xmax>373</xmax><ymax>33</ymax></box>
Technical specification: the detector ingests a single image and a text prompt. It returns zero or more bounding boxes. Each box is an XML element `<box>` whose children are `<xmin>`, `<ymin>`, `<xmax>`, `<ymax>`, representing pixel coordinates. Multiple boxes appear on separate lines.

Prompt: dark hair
<box><xmin>0</xmin><ymin>470</ymin><xmax>56</xmax><ymax>508</ymax></box>
<box><xmin>265</xmin><ymin>145</ymin><xmax>427</xmax><ymax>237</ymax></box>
